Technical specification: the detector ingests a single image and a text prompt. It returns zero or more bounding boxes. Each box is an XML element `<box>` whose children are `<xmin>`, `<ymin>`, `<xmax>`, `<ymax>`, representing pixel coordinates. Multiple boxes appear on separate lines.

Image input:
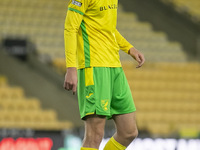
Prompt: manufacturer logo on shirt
<box><xmin>72</xmin><ymin>0</ymin><xmax>82</xmax><ymax>7</ymax></box>
<box><xmin>86</xmin><ymin>93</ymin><xmax>93</xmax><ymax>99</ymax></box>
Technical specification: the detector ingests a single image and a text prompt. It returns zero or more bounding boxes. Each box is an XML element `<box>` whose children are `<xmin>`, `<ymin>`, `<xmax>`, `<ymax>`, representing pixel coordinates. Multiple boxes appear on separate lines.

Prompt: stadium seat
<box><xmin>0</xmin><ymin>98</ymin><xmax>41</xmax><ymax>110</ymax></box>
<box><xmin>0</xmin><ymin>75</ymin><xmax>7</xmax><ymax>87</ymax></box>
<box><xmin>0</xmin><ymin>76</ymin><xmax>73</xmax><ymax>130</ymax></box>
<box><xmin>162</xmin><ymin>0</ymin><xmax>200</xmax><ymax>20</ymax></box>
<box><xmin>0</xmin><ymin>87</ymin><xmax>24</xmax><ymax>100</ymax></box>
<box><xmin>147</xmin><ymin>122</ymin><xmax>171</xmax><ymax>136</ymax></box>
<box><xmin>0</xmin><ymin>109</ymin><xmax>73</xmax><ymax>130</ymax></box>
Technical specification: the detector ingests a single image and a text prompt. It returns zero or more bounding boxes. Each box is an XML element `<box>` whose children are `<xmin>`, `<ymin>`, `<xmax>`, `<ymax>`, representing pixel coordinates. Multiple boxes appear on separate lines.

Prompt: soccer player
<box><xmin>63</xmin><ymin>0</ymin><xmax>145</xmax><ymax>149</ymax></box>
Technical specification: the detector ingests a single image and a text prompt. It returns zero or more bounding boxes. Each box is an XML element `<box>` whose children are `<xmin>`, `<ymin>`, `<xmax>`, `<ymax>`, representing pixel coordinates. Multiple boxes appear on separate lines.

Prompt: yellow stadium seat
<box><xmin>0</xmin><ymin>75</ymin><xmax>72</xmax><ymax>130</ymax></box>
<box><xmin>179</xmin><ymin>128</ymin><xmax>199</xmax><ymax>138</ymax></box>
<box><xmin>0</xmin><ymin>87</ymin><xmax>24</xmax><ymax>100</ymax></box>
<box><xmin>0</xmin><ymin>76</ymin><xmax>7</xmax><ymax>87</ymax></box>
<box><xmin>0</xmin><ymin>98</ymin><xmax>41</xmax><ymax>110</ymax></box>
<box><xmin>147</xmin><ymin>122</ymin><xmax>171</xmax><ymax>136</ymax></box>
<box><xmin>122</xmin><ymin>61</ymin><xmax>200</xmax><ymax>136</ymax></box>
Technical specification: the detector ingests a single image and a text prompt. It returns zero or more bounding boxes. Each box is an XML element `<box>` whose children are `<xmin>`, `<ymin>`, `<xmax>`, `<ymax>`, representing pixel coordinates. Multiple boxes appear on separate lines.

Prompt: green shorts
<box><xmin>77</xmin><ymin>67</ymin><xmax>136</xmax><ymax>119</ymax></box>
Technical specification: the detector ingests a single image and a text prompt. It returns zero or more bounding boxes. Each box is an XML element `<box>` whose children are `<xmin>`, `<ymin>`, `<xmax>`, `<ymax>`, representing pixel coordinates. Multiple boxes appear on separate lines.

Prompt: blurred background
<box><xmin>0</xmin><ymin>0</ymin><xmax>200</xmax><ymax>149</ymax></box>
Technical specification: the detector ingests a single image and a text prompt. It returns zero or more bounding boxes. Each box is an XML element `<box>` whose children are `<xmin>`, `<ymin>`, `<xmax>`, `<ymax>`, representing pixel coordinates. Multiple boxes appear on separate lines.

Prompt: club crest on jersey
<box><xmin>101</xmin><ymin>99</ymin><xmax>109</xmax><ymax>111</ymax></box>
<box><xmin>72</xmin><ymin>0</ymin><xmax>82</xmax><ymax>7</ymax></box>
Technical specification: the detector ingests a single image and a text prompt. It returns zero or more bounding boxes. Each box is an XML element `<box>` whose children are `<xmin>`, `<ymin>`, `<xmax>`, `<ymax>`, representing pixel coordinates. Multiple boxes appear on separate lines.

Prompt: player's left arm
<box><xmin>115</xmin><ymin>29</ymin><xmax>145</xmax><ymax>68</ymax></box>
<box><xmin>128</xmin><ymin>47</ymin><xmax>145</xmax><ymax>68</ymax></box>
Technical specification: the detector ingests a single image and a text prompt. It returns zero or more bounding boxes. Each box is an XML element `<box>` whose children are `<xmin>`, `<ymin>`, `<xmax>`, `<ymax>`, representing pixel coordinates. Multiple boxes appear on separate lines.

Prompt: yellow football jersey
<box><xmin>64</xmin><ymin>0</ymin><xmax>134</xmax><ymax>69</ymax></box>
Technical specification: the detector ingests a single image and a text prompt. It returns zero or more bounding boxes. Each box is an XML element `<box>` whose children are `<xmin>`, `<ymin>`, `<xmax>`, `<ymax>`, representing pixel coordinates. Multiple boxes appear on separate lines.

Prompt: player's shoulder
<box><xmin>71</xmin><ymin>0</ymin><xmax>95</xmax><ymax>6</ymax></box>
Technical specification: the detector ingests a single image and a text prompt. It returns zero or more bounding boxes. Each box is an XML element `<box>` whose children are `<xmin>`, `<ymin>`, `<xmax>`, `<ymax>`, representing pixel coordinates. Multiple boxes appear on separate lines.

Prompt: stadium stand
<box><xmin>0</xmin><ymin>0</ymin><xmax>67</xmax><ymax>61</ymax></box>
<box><xmin>122</xmin><ymin>62</ymin><xmax>200</xmax><ymax>136</ymax></box>
<box><xmin>161</xmin><ymin>0</ymin><xmax>200</xmax><ymax>21</ymax></box>
<box><xmin>0</xmin><ymin>75</ymin><xmax>72</xmax><ymax>130</ymax></box>
<box><xmin>0</xmin><ymin>0</ymin><xmax>187</xmax><ymax>73</ymax></box>
<box><xmin>117</xmin><ymin>6</ymin><xmax>187</xmax><ymax>62</ymax></box>
<box><xmin>0</xmin><ymin>0</ymin><xmax>200</xmax><ymax>138</ymax></box>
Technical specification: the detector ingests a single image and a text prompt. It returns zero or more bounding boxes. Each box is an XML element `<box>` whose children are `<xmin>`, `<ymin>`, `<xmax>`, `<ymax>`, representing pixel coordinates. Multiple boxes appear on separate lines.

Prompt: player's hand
<box><xmin>64</xmin><ymin>67</ymin><xmax>78</xmax><ymax>95</ymax></box>
<box><xmin>128</xmin><ymin>47</ymin><xmax>145</xmax><ymax>68</ymax></box>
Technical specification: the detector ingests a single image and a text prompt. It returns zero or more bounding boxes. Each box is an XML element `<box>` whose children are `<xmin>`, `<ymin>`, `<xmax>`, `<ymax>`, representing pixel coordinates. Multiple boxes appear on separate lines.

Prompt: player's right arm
<box><xmin>64</xmin><ymin>10</ymin><xmax>83</xmax><ymax>94</ymax></box>
<box><xmin>64</xmin><ymin>0</ymin><xmax>90</xmax><ymax>94</ymax></box>
<box><xmin>64</xmin><ymin>10</ymin><xmax>83</xmax><ymax>68</ymax></box>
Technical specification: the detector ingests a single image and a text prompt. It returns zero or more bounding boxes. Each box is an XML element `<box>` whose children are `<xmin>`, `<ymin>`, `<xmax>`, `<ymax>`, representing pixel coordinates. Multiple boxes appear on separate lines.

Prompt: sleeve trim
<box><xmin>68</xmin><ymin>8</ymin><xmax>84</xmax><ymax>15</ymax></box>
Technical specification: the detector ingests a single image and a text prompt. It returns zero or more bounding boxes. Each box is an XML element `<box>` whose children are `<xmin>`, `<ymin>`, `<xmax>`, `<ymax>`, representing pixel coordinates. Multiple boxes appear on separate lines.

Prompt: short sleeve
<box><xmin>68</xmin><ymin>0</ymin><xmax>90</xmax><ymax>15</ymax></box>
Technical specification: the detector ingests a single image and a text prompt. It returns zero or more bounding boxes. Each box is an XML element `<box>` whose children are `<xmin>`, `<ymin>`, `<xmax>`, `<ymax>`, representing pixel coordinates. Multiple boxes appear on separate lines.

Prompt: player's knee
<box><xmin>122</xmin><ymin>128</ymin><xmax>138</xmax><ymax>142</ymax></box>
<box><xmin>94</xmin><ymin>132</ymin><xmax>104</xmax><ymax>145</ymax></box>
<box><xmin>85</xmin><ymin>127</ymin><xmax>104</xmax><ymax>145</ymax></box>
<box><xmin>126</xmin><ymin>129</ymin><xmax>138</xmax><ymax>141</ymax></box>
<box><xmin>84</xmin><ymin>132</ymin><xmax>104</xmax><ymax>147</ymax></box>
<box><xmin>94</xmin><ymin>128</ymin><xmax>104</xmax><ymax>143</ymax></box>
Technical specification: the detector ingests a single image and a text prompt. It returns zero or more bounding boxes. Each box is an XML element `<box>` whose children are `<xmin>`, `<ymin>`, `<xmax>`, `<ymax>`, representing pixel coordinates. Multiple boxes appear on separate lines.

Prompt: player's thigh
<box><xmin>113</xmin><ymin>112</ymin><xmax>138</xmax><ymax>136</ymax></box>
